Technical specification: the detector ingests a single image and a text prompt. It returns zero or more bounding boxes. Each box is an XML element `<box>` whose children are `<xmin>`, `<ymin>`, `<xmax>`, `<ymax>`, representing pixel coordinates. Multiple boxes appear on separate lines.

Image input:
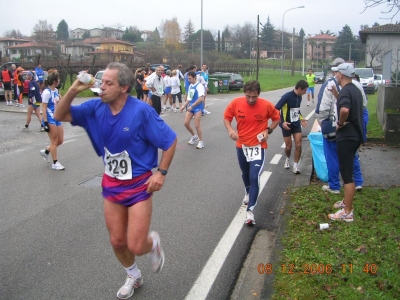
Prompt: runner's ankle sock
<box><xmin>45</xmin><ymin>149</ymin><xmax>50</xmax><ymax>155</ymax></box>
<box><xmin>53</xmin><ymin>160</ymin><xmax>58</xmax><ymax>164</ymax></box>
<box><xmin>293</xmin><ymin>162</ymin><xmax>298</xmax><ymax>168</ymax></box>
<box><xmin>125</xmin><ymin>262</ymin><xmax>140</xmax><ymax>278</ymax></box>
<box><xmin>151</xmin><ymin>234</ymin><xmax>159</xmax><ymax>251</ymax></box>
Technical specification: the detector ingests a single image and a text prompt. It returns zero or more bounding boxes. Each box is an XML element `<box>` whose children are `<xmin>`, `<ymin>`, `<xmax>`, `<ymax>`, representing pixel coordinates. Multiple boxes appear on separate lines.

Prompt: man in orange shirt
<box><xmin>223</xmin><ymin>80</ymin><xmax>280</xmax><ymax>225</ymax></box>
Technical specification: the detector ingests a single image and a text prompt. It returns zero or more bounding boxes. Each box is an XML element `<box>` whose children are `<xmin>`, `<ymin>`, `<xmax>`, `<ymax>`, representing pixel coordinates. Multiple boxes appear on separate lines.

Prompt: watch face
<box><xmin>158</xmin><ymin>169</ymin><xmax>167</xmax><ymax>175</ymax></box>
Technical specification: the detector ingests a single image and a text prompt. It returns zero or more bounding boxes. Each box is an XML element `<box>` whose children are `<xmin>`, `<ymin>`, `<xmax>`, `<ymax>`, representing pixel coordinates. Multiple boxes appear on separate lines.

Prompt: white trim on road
<box><xmin>270</xmin><ymin>154</ymin><xmax>282</xmax><ymax>165</ymax></box>
<box><xmin>185</xmin><ymin>171</ymin><xmax>272</xmax><ymax>300</ymax></box>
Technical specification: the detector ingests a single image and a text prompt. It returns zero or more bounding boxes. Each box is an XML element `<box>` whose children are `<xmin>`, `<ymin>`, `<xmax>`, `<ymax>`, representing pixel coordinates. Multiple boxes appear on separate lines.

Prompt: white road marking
<box><xmin>185</xmin><ymin>171</ymin><xmax>272</xmax><ymax>300</ymax></box>
<box><xmin>270</xmin><ymin>154</ymin><xmax>282</xmax><ymax>165</ymax></box>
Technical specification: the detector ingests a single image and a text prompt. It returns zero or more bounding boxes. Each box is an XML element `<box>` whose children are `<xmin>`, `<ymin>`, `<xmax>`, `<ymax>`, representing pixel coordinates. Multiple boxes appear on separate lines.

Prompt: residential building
<box><xmin>0</xmin><ymin>37</ymin><xmax>31</xmax><ymax>58</ymax></box>
<box><xmin>7</xmin><ymin>41</ymin><xmax>54</xmax><ymax>60</ymax></box>
<box><xmin>70</xmin><ymin>28</ymin><xmax>87</xmax><ymax>40</ymax></box>
<box><xmin>359</xmin><ymin>24</ymin><xmax>400</xmax><ymax>70</ymax></box>
<box><xmin>90</xmin><ymin>28</ymin><xmax>123</xmax><ymax>39</ymax></box>
<box><xmin>141</xmin><ymin>30</ymin><xmax>153</xmax><ymax>42</ymax></box>
<box><xmin>306</xmin><ymin>34</ymin><xmax>337</xmax><ymax>61</ymax></box>
<box><xmin>83</xmin><ymin>37</ymin><xmax>134</xmax><ymax>62</ymax></box>
<box><xmin>65</xmin><ymin>41</ymin><xmax>92</xmax><ymax>57</ymax></box>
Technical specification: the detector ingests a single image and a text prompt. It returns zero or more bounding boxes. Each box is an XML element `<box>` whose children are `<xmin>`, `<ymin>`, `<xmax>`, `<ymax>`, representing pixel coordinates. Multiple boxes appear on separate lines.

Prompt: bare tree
<box><xmin>4</xmin><ymin>29</ymin><xmax>24</xmax><ymax>38</ymax></box>
<box><xmin>183</xmin><ymin>19</ymin><xmax>195</xmax><ymax>43</ymax></box>
<box><xmin>363</xmin><ymin>0</ymin><xmax>400</xmax><ymax>20</ymax></box>
<box><xmin>33</xmin><ymin>20</ymin><xmax>54</xmax><ymax>44</ymax></box>
<box><xmin>366</xmin><ymin>40</ymin><xmax>391</xmax><ymax>66</ymax></box>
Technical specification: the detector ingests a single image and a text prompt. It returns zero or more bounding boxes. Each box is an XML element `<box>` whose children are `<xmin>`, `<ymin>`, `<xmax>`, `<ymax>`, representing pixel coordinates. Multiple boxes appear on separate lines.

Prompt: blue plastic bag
<box><xmin>308</xmin><ymin>132</ymin><xmax>328</xmax><ymax>182</ymax></box>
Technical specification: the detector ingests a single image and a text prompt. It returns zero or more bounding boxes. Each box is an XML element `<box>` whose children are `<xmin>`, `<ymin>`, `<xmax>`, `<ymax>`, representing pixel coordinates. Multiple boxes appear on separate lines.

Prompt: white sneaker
<box><xmin>355</xmin><ymin>186</ymin><xmax>363</xmax><ymax>192</ymax></box>
<box><xmin>292</xmin><ymin>165</ymin><xmax>300</xmax><ymax>174</ymax></box>
<box><xmin>15</xmin><ymin>103</ymin><xmax>20</xmax><ymax>107</ymax></box>
<box><xmin>162</xmin><ymin>107</ymin><xmax>166</xmax><ymax>111</ymax></box>
<box><xmin>19</xmin><ymin>104</ymin><xmax>26</xmax><ymax>108</ymax></box>
<box><xmin>148</xmin><ymin>231</ymin><xmax>165</xmax><ymax>273</ymax></box>
<box><xmin>203</xmin><ymin>109</ymin><xmax>211</xmax><ymax>115</ymax></box>
<box><xmin>116</xmin><ymin>273</ymin><xmax>143</xmax><ymax>299</ymax></box>
<box><xmin>284</xmin><ymin>158</ymin><xmax>290</xmax><ymax>169</ymax></box>
<box><xmin>188</xmin><ymin>135</ymin><xmax>199</xmax><ymax>145</ymax></box>
<box><xmin>322</xmin><ymin>185</ymin><xmax>340</xmax><ymax>194</ymax></box>
<box><xmin>52</xmin><ymin>161</ymin><xmax>65</xmax><ymax>170</ymax></box>
<box><xmin>173</xmin><ymin>108</ymin><xmax>177</xmax><ymax>113</ymax></box>
<box><xmin>242</xmin><ymin>194</ymin><xmax>249</xmax><ymax>205</ymax></box>
<box><xmin>307</xmin><ymin>103</ymin><xmax>310</xmax><ymax>106</ymax></box>
<box><xmin>196</xmin><ymin>141</ymin><xmax>204</xmax><ymax>149</ymax></box>
<box><xmin>245</xmin><ymin>210</ymin><xmax>255</xmax><ymax>225</ymax></box>
<box><xmin>40</xmin><ymin>149</ymin><xmax>50</xmax><ymax>163</ymax></box>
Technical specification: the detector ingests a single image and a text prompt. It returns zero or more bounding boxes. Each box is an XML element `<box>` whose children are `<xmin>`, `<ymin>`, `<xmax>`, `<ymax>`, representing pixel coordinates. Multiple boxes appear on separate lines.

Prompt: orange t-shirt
<box><xmin>143</xmin><ymin>73</ymin><xmax>150</xmax><ymax>91</ymax></box>
<box><xmin>224</xmin><ymin>96</ymin><xmax>280</xmax><ymax>148</ymax></box>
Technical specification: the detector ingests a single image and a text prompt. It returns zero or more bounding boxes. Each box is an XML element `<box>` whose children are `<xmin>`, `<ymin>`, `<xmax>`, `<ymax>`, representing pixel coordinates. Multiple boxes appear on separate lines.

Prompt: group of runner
<box><xmin>15</xmin><ymin>60</ymin><xmax>354</xmax><ymax>298</ymax></box>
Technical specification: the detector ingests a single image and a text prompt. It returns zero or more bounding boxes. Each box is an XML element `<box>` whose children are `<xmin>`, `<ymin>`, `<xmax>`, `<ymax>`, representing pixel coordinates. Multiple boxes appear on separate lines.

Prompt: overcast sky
<box><xmin>2</xmin><ymin>0</ymin><xmax>398</xmax><ymax>38</ymax></box>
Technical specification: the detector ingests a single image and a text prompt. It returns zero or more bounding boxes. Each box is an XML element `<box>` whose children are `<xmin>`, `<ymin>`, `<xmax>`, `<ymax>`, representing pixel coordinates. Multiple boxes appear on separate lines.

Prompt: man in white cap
<box><xmin>327</xmin><ymin>63</ymin><xmax>364</xmax><ymax>222</ymax></box>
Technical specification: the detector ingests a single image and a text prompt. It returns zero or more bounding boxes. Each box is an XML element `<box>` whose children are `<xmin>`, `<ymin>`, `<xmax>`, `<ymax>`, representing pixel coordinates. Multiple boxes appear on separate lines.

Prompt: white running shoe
<box><xmin>148</xmin><ymin>231</ymin><xmax>165</xmax><ymax>273</ymax></box>
<box><xmin>40</xmin><ymin>149</ymin><xmax>50</xmax><ymax>163</ymax></box>
<box><xmin>284</xmin><ymin>158</ymin><xmax>290</xmax><ymax>169</ymax></box>
<box><xmin>19</xmin><ymin>104</ymin><xmax>26</xmax><ymax>108</ymax></box>
<box><xmin>116</xmin><ymin>273</ymin><xmax>143</xmax><ymax>299</ymax></box>
<box><xmin>188</xmin><ymin>135</ymin><xmax>199</xmax><ymax>145</ymax></box>
<box><xmin>196</xmin><ymin>141</ymin><xmax>204</xmax><ymax>149</ymax></box>
<box><xmin>245</xmin><ymin>210</ymin><xmax>255</xmax><ymax>225</ymax></box>
<box><xmin>322</xmin><ymin>185</ymin><xmax>340</xmax><ymax>194</ymax></box>
<box><xmin>292</xmin><ymin>165</ymin><xmax>301</xmax><ymax>174</ymax></box>
<box><xmin>52</xmin><ymin>161</ymin><xmax>65</xmax><ymax>170</ymax></box>
<box><xmin>15</xmin><ymin>103</ymin><xmax>20</xmax><ymax>107</ymax></box>
<box><xmin>203</xmin><ymin>109</ymin><xmax>211</xmax><ymax>115</ymax></box>
<box><xmin>242</xmin><ymin>194</ymin><xmax>249</xmax><ymax>205</ymax></box>
<box><xmin>173</xmin><ymin>108</ymin><xmax>177</xmax><ymax>113</ymax></box>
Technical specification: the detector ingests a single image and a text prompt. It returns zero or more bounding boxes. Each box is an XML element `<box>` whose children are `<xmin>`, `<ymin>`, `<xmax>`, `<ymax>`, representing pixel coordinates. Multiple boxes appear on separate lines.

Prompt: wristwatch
<box><xmin>267</xmin><ymin>127</ymin><xmax>273</xmax><ymax>134</ymax></box>
<box><xmin>157</xmin><ymin>168</ymin><xmax>168</xmax><ymax>176</ymax></box>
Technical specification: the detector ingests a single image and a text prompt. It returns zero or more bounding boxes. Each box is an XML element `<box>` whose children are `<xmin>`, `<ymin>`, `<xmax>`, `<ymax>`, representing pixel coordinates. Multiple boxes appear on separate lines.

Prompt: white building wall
<box><xmin>365</xmin><ymin>34</ymin><xmax>400</xmax><ymax>67</ymax></box>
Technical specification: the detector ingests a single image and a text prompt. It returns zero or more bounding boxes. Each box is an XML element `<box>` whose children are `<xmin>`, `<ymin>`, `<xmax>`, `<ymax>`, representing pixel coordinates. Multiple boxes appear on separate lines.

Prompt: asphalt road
<box><xmin>0</xmin><ymin>85</ymin><xmax>320</xmax><ymax>300</ymax></box>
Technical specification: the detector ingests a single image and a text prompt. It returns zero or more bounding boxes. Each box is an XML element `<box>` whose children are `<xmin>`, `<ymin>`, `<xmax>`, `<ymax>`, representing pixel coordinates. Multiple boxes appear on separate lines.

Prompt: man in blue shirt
<box><xmin>55</xmin><ymin>62</ymin><xmax>177</xmax><ymax>299</ymax></box>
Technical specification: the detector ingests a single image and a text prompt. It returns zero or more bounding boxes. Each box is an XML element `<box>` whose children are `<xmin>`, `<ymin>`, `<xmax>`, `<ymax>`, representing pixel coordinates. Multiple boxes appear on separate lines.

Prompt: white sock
<box><xmin>151</xmin><ymin>235</ymin><xmax>159</xmax><ymax>251</ymax></box>
<box><xmin>125</xmin><ymin>262</ymin><xmax>140</xmax><ymax>278</ymax></box>
<box><xmin>293</xmin><ymin>162</ymin><xmax>298</xmax><ymax>168</ymax></box>
<box><xmin>285</xmin><ymin>157</ymin><xmax>290</xmax><ymax>162</ymax></box>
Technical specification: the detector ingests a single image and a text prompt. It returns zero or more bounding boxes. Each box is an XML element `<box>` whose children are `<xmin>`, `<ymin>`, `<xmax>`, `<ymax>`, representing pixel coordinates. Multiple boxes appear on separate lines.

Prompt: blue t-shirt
<box><xmin>70</xmin><ymin>96</ymin><xmax>177</xmax><ymax>177</ymax></box>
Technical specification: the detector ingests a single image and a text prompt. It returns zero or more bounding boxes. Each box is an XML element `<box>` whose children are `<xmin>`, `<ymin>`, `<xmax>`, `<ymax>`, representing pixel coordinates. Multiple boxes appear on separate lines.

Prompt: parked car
<box><xmin>150</xmin><ymin>64</ymin><xmax>170</xmax><ymax>72</ymax></box>
<box><xmin>0</xmin><ymin>81</ymin><xmax>4</xmax><ymax>99</ymax></box>
<box><xmin>21</xmin><ymin>70</ymin><xmax>36</xmax><ymax>94</ymax></box>
<box><xmin>314</xmin><ymin>72</ymin><xmax>325</xmax><ymax>83</ymax></box>
<box><xmin>0</xmin><ymin>62</ymin><xmax>21</xmax><ymax>70</ymax></box>
<box><xmin>228</xmin><ymin>73</ymin><xmax>244</xmax><ymax>90</ymax></box>
<box><xmin>354</xmin><ymin>67</ymin><xmax>375</xmax><ymax>94</ymax></box>
<box><xmin>91</xmin><ymin>70</ymin><xmax>105</xmax><ymax>95</ymax></box>
<box><xmin>373</xmin><ymin>74</ymin><xmax>385</xmax><ymax>91</ymax></box>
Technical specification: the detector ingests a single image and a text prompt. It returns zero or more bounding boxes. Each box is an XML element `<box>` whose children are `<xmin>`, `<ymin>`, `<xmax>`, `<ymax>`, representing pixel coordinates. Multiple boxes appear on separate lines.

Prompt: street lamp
<box><xmin>281</xmin><ymin>5</ymin><xmax>305</xmax><ymax>80</ymax></box>
<box><xmin>200</xmin><ymin>0</ymin><xmax>203</xmax><ymax>66</ymax></box>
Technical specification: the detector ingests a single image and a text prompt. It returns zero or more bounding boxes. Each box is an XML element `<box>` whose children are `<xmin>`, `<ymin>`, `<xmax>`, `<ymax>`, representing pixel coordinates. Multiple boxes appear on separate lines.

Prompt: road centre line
<box><xmin>185</xmin><ymin>171</ymin><xmax>272</xmax><ymax>300</ymax></box>
<box><xmin>270</xmin><ymin>154</ymin><xmax>282</xmax><ymax>165</ymax></box>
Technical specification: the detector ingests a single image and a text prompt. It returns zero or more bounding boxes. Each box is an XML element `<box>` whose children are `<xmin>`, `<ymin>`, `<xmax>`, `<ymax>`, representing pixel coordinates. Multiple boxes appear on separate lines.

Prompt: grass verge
<box><xmin>366</xmin><ymin>93</ymin><xmax>385</xmax><ymax>140</ymax></box>
<box><xmin>272</xmin><ymin>185</ymin><xmax>400</xmax><ymax>299</ymax></box>
<box><xmin>243</xmin><ymin>69</ymin><xmax>304</xmax><ymax>92</ymax></box>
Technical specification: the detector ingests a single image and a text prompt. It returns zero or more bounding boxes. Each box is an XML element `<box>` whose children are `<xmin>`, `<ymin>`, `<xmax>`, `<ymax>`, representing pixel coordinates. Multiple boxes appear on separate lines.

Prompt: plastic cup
<box><xmin>319</xmin><ymin>223</ymin><xmax>329</xmax><ymax>230</ymax></box>
<box><xmin>257</xmin><ymin>133</ymin><xmax>264</xmax><ymax>142</ymax></box>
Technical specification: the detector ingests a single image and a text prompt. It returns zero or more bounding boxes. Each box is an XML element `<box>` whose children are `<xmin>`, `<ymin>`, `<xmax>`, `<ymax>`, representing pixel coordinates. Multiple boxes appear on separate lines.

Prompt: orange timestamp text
<box><xmin>257</xmin><ymin>263</ymin><xmax>378</xmax><ymax>275</ymax></box>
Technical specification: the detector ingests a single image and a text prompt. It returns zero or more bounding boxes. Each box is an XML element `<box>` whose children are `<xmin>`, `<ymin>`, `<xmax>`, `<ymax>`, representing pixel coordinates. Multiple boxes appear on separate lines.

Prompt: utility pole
<box><xmin>291</xmin><ymin>27</ymin><xmax>295</xmax><ymax>76</ymax></box>
<box><xmin>349</xmin><ymin>43</ymin><xmax>352</xmax><ymax>61</ymax></box>
<box><xmin>256</xmin><ymin>15</ymin><xmax>260</xmax><ymax>81</ymax></box>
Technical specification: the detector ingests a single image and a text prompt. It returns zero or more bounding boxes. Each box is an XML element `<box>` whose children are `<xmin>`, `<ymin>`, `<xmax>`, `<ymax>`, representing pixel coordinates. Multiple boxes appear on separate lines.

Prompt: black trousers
<box><xmin>151</xmin><ymin>95</ymin><xmax>162</xmax><ymax>115</ymax></box>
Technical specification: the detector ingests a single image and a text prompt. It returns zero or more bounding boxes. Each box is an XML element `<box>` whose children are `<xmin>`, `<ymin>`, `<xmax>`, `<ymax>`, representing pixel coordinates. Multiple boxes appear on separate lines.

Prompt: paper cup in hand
<box><xmin>257</xmin><ymin>133</ymin><xmax>264</xmax><ymax>142</ymax></box>
<box><xmin>319</xmin><ymin>223</ymin><xmax>329</xmax><ymax>230</ymax></box>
